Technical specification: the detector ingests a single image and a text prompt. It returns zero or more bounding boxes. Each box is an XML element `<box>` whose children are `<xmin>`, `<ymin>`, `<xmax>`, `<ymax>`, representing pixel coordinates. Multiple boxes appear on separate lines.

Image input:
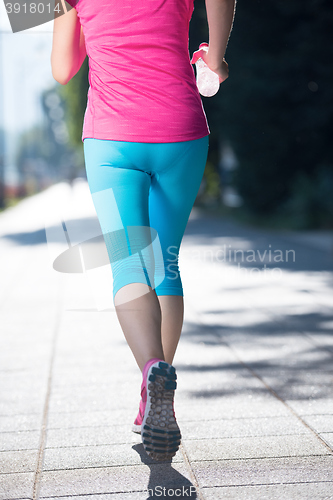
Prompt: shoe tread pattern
<box><xmin>141</xmin><ymin>361</ymin><xmax>181</xmax><ymax>461</ymax></box>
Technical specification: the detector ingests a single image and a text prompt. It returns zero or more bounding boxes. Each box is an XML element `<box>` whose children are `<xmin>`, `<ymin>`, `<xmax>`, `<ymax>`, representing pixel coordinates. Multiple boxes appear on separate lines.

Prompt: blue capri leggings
<box><xmin>83</xmin><ymin>136</ymin><xmax>209</xmax><ymax>302</ymax></box>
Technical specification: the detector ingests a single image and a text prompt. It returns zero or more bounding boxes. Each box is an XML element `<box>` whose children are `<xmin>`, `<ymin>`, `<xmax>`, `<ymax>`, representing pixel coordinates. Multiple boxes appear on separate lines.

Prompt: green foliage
<box><xmin>202</xmin><ymin>160</ymin><xmax>221</xmax><ymax>200</ymax></box>
<box><xmin>215</xmin><ymin>0</ymin><xmax>333</xmax><ymax>224</ymax></box>
<box><xmin>279</xmin><ymin>164</ymin><xmax>333</xmax><ymax>229</ymax></box>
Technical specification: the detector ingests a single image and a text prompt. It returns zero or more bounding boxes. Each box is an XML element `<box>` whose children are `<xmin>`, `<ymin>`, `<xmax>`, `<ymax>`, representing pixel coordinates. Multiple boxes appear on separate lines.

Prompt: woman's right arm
<box><xmin>51</xmin><ymin>1</ymin><xmax>87</xmax><ymax>85</ymax></box>
<box><xmin>204</xmin><ymin>0</ymin><xmax>236</xmax><ymax>81</ymax></box>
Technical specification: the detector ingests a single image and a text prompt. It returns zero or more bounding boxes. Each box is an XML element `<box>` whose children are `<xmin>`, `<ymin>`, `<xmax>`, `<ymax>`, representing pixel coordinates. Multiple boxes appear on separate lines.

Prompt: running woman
<box><xmin>51</xmin><ymin>0</ymin><xmax>236</xmax><ymax>461</ymax></box>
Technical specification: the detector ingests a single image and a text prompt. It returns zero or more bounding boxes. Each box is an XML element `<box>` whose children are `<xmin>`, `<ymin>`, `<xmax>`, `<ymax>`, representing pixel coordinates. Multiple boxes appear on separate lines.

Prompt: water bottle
<box><xmin>191</xmin><ymin>43</ymin><xmax>220</xmax><ymax>98</ymax></box>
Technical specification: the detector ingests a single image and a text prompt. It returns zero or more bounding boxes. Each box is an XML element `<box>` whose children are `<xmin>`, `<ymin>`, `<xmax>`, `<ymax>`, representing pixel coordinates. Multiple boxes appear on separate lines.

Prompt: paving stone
<box><xmin>254</xmin><ymin>368</ymin><xmax>333</xmax><ymax>386</ymax></box>
<box><xmin>0</xmin><ymin>413</ymin><xmax>41</xmax><ymax>432</ymax></box>
<box><xmin>183</xmin><ymin>434</ymin><xmax>330</xmax><ymax>461</ymax></box>
<box><xmin>306</xmin><ymin>332</ymin><xmax>333</xmax><ymax>349</ymax></box>
<box><xmin>0</xmin><ymin>397</ymin><xmax>46</xmax><ymax>417</ymax></box>
<box><xmin>43</xmin><ymin>442</ymin><xmax>183</xmax><ymax>471</ymax></box>
<box><xmin>181</xmin><ymin>416</ymin><xmax>309</xmax><ymax>440</ymax></box>
<box><xmin>191</xmin><ymin>456</ymin><xmax>333</xmax><ymax>487</ymax></box>
<box><xmin>48</xmin><ymin>376</ymin><xmax>139</xmax><ymax>413</ymax></box>
<box><xmin>0</xmin><ymin>357</ymin><xmax>49</xmax><ymax>373</ymax></box>
<box><xmin>51</xmin><ymin>370</ymin><xmax>137</xmax><ymax>388</ymax></box>
<box><xmin>285</xmin><ymin>398</ymin><xmax>333</xmax><ymax>416</ymax></box>
<box><xmin>270</xmin><ymin>384</ymin><xmax>333</xmax><ymax>401</ymax></box>
<box><xmin>303</xmin><ymin>415</ymin><xmax>333</xmax><ymax>433</ymax></box>
<box><xmin>177</xmin><ymin>370</ymin><xmax>271</xmax><ymax>396</ymax></box>
<box><xmin>49</xmin><ymin>380</ymin><xmax>139</xmax><ymax>402</ymax></box>
<box><xmin>227</xmin><ymin>346</ymin><xmax>332</xmax><ymax>370</ymax></box>
<box><xmin>0</xmin><ymin>430</ymin><xmax>40</xmax><ymax>451</ymax></box>
<box><xmin>0</xmin><ymin>372</ymin><xmax>48</xmax><ymax>391</ymax></box>
<box><xmin>39</xmin><ymin>463</ymin><xmax>194</xmax><ymax>496</ymax></box>
<box><xmin>202</xmin><ymin>482</ymin><xmax>333</xmax><ymax>500</ymax></box>
<box><xmin>48</xmin><ymin>391</ymin><xmax>134</xmax><ymax>413</ymax></box>
<box><xmin>45</xmin><ymin>424</ymin><xmax>141</xmax><ymax>448</ymax></box>
<box><xmin>175</xmin><ymin>395</ymin><xmax>291</xmax><ymax>421</ymax></box>
<box><xmin>0</xmin><ymin>472</ymin><xmax>34</xmax><ymax>498</ymax></box>
<box><xmin>0</xmin><ymin>386</ymin><xmax>47</xmax><ymax>402</ymax></box>
<box><xmin>319</xmin><ymin>433</ymin><xmax>333</xmax><ymax>450</ymax></box>
<box><xmin>0</xmin><ymin>449</ymin><xmax>38</xmax><ymax>473</ymax></box>
<box><xmin>40</xmin><ymin>494</ymin><xmax>147</xmax><ymax>500</ymax></box>
<box><xmin>175</xmin><ymin>343</ymin><xmax>242</xmax><ymax>366</ymax></box>
<box><xmin>47</xmin><ymin>409</ymin><xmax>134</xmax><ymax>430</ymax></box>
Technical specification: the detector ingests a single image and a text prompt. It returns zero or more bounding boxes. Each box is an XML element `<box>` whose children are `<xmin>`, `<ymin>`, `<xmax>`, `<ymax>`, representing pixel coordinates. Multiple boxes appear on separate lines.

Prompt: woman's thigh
<box><xmin>83</xmin><ymin>138</ymin><xmax>154</xmax><ymax>300</ymax></box>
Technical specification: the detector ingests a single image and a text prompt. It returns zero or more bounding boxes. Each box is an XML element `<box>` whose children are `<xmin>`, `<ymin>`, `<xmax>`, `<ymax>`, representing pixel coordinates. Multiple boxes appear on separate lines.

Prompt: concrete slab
<box><xmin>175</xmin><ymin>396</ymin><xmax>292</xmax><ymax>421</ymax></box>
<box><xmin>268</xmin><ymin>384</ymin><xmax>333</xmax><ymax>401</ymax></box>
<box><xmin>285</xmin><ymin>398</ymin><xmax>333</xmax><ymax>416</ymax></box>
<box><xmin>177</xmin><ymin>369</ymin><xmax>272</xmax><ymax>395</ymax></box>
<box><xmin>47</xmin><ymin>392</ymin><xmax>135</xmax><ymax>413</ymax></box>
<box><xmin>0</xmin><ymin>449</ymin><xmax>38</xmax><ymax>473</ymax></box>
<box><xmin>46</xmin><ymin>409</ymin><xmax>135</xmax><ymax>430</ymax></box>
<box><xmin>45</xmin><ymin>424</ymin><xmax>142</xmax><ymax>448</ymax></box>
<box><xmin>202</xmin><ymin>482</ymin><xmax>333</xmax><ymax>500</ymax></box>
<box><xmin>0</xmin><ymin>413</ymin><xmax>41</xmax><ymax>432</ymax></box>
<box><xmin>305</xmin><ymin>332</ymin><xmax>333</xmax><ymax>349</ymax></box>
<box><xmin>40</xmin><ymin>495</ymin><xmax>148</xmax><ymax>500</ymax></box>
<box><xmin>0</xmin><ymin>356</ymin><xmax>50</xmax><ymax>374</ymax></box>
<box><xmin>39</xmin><ymin>463</ymin><xmax>194</xmax><ymax>497</ymax></box>
<box><xmin>49</xmin><ymin>379</ymin><xmax>138</xmax><ymax>398</ymax></box>
<box><xmin>0</xmin><ymin>430</ymin><xmax>40</xmax><ymax>451</ymax></box>
<box><xmin>182</xmin><ymin>434</ymin><xmax>330</xmax><ymax>461</ymax></box>
<box><xmin>0</xmin><ymin>472</ymin><xmax>35</xmax><ymax>498</ymax></box>
<box><xmin>43</xmin><ymin>442</ymin><xmax>184</xmax><ymax>471</ymax></box>
<box><xmin>191</xmin><ymin>456</ymin><xmax>333</xmax><ymax>487</ymax></box>
<box><xmin>302</xmin><ymin>415</ymin><xmax>333</xmax><ymax>433</ymax></box>
<box><xmin>180</xmin><ymin>415</ymin><xmax>309</xmax><ymax>440</ymax></box>
<box><xmin>319</xmin><ymin>433</ymin><xmax>333</xmax><ymax>450</ymax></box>
<box><xmin>252</xmin><ymin>368</ymin><xmax>333</xmax><ymax>386</ymax></box>
<box><xmin>0</xmin><ymin>397</ymin><xmax>46</xmax><ymax>417</ymax></box>
<box><xmin>51</xmin><ymin>366</ymin><xmax>139</xmax><ymax>388</ymax></box>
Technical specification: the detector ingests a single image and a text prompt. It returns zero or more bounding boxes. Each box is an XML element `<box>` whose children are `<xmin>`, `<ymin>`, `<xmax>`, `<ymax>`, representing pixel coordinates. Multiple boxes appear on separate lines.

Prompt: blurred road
<box><xmin>0</xmin><ymin>179</ymin><xmax>332</xmax><ymax>499</ymax></box>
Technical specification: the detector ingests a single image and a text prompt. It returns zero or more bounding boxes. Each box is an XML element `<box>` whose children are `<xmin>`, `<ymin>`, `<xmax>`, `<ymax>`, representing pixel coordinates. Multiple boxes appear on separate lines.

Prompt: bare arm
<box><xmin>204</xmin><ymin>0</ymin><xmax>236</xmax><ymax>82</ymax></box>
<box><xmin>51</xmin><ymin>0</ymin><xmax>87</xmax><ymax>85</ymax></box>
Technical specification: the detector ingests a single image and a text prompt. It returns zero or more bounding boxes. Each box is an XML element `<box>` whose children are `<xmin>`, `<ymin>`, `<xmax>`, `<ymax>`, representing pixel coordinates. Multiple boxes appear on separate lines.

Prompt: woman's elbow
<box><xmin>52</xmin><ymin>72</ymin><xmax>69</xmax><ymax>85</ymax></box>
<box><xmin>51</xmin><ymin>56</ymin><xmax>71</xmax><ymax>85</ymax></box>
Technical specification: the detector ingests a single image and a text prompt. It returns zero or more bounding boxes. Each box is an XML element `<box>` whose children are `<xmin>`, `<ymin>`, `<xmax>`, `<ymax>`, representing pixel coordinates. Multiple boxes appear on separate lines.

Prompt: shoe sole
<box><xmin>141</xmin><ymin>361</ymin><xmax>181</xmax><ymax>461</ymax></box>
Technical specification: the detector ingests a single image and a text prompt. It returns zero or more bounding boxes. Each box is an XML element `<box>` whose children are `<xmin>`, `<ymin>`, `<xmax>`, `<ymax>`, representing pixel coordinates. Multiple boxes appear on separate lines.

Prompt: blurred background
<box><xmin>0</xmin><ymin>0</ymin><xmax>332</xmax><ymax>230</ymax></box>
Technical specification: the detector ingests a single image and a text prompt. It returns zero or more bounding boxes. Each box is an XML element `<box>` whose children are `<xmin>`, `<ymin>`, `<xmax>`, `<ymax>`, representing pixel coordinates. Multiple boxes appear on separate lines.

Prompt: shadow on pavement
<box><xmin>1</xmin><ymin>211</ymin><xmax>333</xmax><ymax>273</ymax></box>
<box><xmin>184</xmin><ymin>213</ymin><xmax>333</xmax><ymax>273</ymax></box>
<box><xmin>132</xmin><ymin>443</ymin><xmax>197</xmax><ymax>499</ymax></box>
<box><xmin>178</xmin><ymin>316</ymin><xmax>333</xmax><ymax>402</ymax></box>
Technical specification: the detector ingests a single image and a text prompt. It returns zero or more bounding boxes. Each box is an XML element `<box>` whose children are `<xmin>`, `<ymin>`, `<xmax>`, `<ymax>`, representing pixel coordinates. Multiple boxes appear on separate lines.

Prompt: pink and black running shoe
<box><xmin>140</xmin><ymin>360</ymin><xmax>181</xmax><ymax>461</ymax></box>
<box><xmin>132</xmin><ymin>359</ymin><xmax>181</xmax><ymax>460</ymax></box>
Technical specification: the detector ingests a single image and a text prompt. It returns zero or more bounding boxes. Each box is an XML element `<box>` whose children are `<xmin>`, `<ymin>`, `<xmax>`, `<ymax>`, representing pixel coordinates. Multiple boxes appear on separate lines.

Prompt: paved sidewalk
<box><xmin>0</xmin><ymin>179</ymin><xmax>332</xmax><ymax>500</ymax></box>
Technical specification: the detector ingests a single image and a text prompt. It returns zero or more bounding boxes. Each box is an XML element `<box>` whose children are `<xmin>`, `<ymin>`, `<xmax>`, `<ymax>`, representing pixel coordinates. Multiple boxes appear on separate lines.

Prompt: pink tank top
<box><xmin>66</xmin><ymin>0</ymin><xmax>210</xmax><ymax>143</ymax></box>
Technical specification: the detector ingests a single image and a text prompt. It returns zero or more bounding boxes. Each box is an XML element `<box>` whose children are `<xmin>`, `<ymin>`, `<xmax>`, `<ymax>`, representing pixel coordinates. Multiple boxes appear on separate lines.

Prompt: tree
<box><xmin>216</xmin><ymin>0</ymin><xmax>333</xmax><ymax>226</ymax></box>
